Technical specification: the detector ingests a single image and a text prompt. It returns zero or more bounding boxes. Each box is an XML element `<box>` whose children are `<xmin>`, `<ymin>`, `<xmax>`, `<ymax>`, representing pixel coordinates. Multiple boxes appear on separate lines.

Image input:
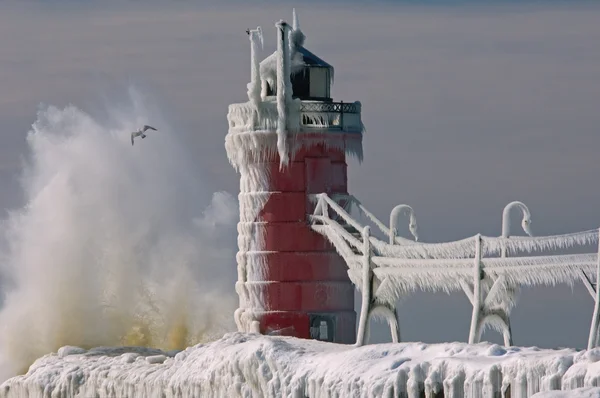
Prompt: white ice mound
<box><xmin>3</xmin><ymin>333</ymin><xmax>600</xmax><ymax>397</ymax></box>
<box><xmin>56</xmin><ymin>346</ymin><xmax>87</xmax><ymax>359</ymax></box>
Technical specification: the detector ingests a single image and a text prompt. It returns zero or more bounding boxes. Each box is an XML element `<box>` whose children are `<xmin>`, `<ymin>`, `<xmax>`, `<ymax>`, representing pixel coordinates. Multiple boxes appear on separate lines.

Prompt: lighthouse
<box><xmin>226</xmin><ymin>11</ymin><xmax>364</xmax><ymax>344</ymax></box>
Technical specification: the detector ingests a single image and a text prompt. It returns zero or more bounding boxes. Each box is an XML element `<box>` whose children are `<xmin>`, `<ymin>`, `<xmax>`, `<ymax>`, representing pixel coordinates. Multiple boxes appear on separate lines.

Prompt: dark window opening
<box><xmin>291</xmin><ymin>69</ymin><xmax>310</xmax><ymax>99</ymax></box>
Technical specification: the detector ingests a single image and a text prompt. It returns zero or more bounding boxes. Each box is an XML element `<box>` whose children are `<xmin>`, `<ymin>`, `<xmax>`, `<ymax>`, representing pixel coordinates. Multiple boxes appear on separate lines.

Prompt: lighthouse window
<box><xmin>291</xmin><ymin>69</ymin><xmax>310</xmax><ymax>99</ymax></box>
<box><xmin>266</xmin><ymin>82</ymin><xmax>275</xmax><ymax>96</ymax></box>
<box><xmin>309</xmin><ymin>67</ymin><xmax>330</xmax><ymax>99</ymax></box>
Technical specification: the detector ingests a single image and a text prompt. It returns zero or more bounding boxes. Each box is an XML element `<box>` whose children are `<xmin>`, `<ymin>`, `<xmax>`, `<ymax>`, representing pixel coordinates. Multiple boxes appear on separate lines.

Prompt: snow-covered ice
<box><xmin>532</xmin><ymin>388</ymin><xmax>600</xmax><ymax>397</ymax></box>
<box><xmin>4</xmin><ymin>332</ymin><xmax>600</xmax><ymax>397</ymax></box>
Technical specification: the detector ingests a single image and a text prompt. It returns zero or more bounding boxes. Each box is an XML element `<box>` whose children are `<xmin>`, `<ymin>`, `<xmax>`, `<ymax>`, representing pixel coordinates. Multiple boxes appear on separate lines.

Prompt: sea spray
<box><xmin>0</xmin><ymin>90</ymin><xmax>238</xmax><ymax>380</ymax></box>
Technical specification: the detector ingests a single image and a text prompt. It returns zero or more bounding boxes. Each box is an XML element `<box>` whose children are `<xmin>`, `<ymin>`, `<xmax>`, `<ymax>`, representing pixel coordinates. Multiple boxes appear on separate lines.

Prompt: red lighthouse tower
<box><xmin>226</xmin><ymin>11</ymin><xmax>363</xmax><ymax>344</ymax></box>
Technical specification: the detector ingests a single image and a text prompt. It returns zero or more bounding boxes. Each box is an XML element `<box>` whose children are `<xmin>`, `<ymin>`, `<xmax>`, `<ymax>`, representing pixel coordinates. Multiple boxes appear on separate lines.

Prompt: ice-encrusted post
<box><xmin>292</xmin><ymin>8</ymin><xmax>300</xmax><ymax>31</ymax></box>
<box><xmin>587</xmin><ymin>227</ymin><xmax>600</xmax><ymax>350</ymax></box>
<box><xmin>275</xmin><ymin>20</ymin><xmax>291</xmax><ymax>168</ymax></box>
<box><xmin>469</xmin><ymin>234</ymin><xmax>483</xmax><ymax>344</ymax></box>
<box><xmin>356</xmin><ymin>226</ymin><xmax>372</xmax><ymax>346</ymax></box>
<box><xmin>246</xmin><ymin>26</ymin><xmax>263</xmax><ymax>128</ymax></box>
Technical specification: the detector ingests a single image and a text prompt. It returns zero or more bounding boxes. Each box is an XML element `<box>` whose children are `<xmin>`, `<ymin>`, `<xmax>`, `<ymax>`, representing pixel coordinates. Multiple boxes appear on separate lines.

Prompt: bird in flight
<box><xmin>131</xmin><ymin>125</ymin><xmax>157</xmax><ymax>146</ymax></box>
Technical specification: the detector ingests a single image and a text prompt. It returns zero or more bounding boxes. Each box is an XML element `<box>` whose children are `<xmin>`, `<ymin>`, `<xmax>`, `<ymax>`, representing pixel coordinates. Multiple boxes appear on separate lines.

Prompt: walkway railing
<box><xmin>299</xmin><ymin>101</ymin><xmax>362</xmax><ymax>131</ymax></box>
<box><xmin>228</xmin><ymin>100</ymin><xmax>363</xmax><ymax>133</ymax></box>
<box><xmin>309</xmin><ymin>193</ymin><xmax>600</xmax><ymax>349</ymax></box>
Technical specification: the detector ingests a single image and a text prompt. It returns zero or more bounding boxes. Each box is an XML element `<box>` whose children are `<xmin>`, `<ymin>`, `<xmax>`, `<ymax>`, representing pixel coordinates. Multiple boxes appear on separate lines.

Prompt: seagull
<box><xmin>131</xmin><ymin>125</ymin><xmax>157</xmax><ymax>146</ymax></box>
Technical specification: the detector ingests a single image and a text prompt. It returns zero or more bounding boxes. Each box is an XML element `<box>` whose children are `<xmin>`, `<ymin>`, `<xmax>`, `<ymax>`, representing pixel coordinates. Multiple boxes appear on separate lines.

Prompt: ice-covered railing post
<box><xmin>389</xmin><ymin>204</ymin><xmax>418</xmax><ymax>244</ymax></box>
<box><xmin>471</xmin><ymin>201</ymin><xmax>534</xmax><ymax>346</ymax></box>
<box><xmin>226</xmin><ymin>10</ymin><xmax>364</xmax><ymax>344</ymax></box>
<box><xmin>356</xmin><ymin>226</ymin><xmax>372</xmax><ymax>347</ymax></box>
<box><xmin>468</xmin><ymin>235</ymin><xmax>483</xmax><ymax>344</ymax></box>
<box><xmin>501</xmin><ymin>201</ymin><xmax>533</xmax><ymax>256</ymax></box>
<box><xmin>588</xmin><ymin>228</ymin><xmax>600</xmax><ymax>349</ymax></box>
<box><xmin>580</xmin><ymin>229</ymin><xmax>600</xmax><ymax>334</ymax></box>
<box><xmin>498</xmin><ymin>201</ymin><xmax>532</xmax><ymax>346</ymax></box>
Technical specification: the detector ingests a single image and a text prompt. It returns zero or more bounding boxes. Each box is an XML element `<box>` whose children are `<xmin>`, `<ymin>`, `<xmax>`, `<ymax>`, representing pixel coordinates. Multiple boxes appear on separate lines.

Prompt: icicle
<box><xmin>407</xmin><ymin>366</ymin><xmax>425</xmax><ymax>398</ymax></box>
<box><xmin>370</xmin><ymin>235</ymin><xmax>478</xmax><ymax>260</ymax></box>
<box><xmin>443</xmin><ymin>369</ymin><xmax>465</xmax><ymax>398</ymax></box>
<box><xmin>424</xmin><ymin>366</ymin><xmax>443</xmax><ymax>397</ymax></box>
<box><xmin>482</xmin><ymin>229</ymin><xmax>599</xmax><ymax>256</ymax></box>
<box><xmin>482</xmin><ymin>365</ymin><xmax>502</xmax><ymax>397</ymax></box>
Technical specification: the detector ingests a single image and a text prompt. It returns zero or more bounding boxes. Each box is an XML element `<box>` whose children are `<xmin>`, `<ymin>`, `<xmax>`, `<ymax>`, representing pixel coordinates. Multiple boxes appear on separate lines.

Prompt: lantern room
<box><xmin>264</xmin><ymin>46</ymin><xmax>333</xmax><ymax>102</ymax></box>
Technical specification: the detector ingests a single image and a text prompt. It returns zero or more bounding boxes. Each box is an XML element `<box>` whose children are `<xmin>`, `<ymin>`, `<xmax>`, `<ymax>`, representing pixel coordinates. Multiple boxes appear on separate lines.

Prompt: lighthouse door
<box><xmin>309</xmin><ymin>314</ymin><xmax>336</xmax><ymax>342</ymax></box>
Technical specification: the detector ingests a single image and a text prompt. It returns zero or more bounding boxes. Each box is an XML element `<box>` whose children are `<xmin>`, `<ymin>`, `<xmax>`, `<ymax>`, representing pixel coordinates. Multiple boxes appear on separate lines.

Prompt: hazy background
<box><xmin>1</xmin><ymin>0</ymin><xmax>600</xmax><ymax>349</ymax></box>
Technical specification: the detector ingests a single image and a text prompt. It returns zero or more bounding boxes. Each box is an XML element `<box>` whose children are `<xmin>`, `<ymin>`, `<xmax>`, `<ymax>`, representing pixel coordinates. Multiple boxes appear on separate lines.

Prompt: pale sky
<box><xmin>1</xmin><ymin>1</ymin><xmax>600</xmax><ymax>348</ymax></box>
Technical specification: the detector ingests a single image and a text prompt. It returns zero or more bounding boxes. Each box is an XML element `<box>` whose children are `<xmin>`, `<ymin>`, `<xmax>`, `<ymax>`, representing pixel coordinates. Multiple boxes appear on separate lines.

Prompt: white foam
<box><xmin>0</xmin><ymin>89</ymin><xmax>238</xmax><ymax>380</ymax></box>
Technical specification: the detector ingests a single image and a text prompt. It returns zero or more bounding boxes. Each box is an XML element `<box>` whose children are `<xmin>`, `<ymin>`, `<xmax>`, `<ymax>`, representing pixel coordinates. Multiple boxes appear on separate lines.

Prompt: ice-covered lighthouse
<box><xmin>225</xmin><ymin>11</ymin><xmax>364</xmax><ymax>344</ymax></box>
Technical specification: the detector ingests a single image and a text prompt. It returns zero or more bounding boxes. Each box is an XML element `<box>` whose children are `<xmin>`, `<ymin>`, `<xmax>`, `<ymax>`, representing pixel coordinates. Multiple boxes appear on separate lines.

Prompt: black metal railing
<box><xmin>299</xmin><ymin>101</ymin><xmax>361</xmax><ymax>114</ymax></box>
<box><xmin>299</xmin><ymin>101</ymin><xmax>361</xmax><ymax>129</ymax></box>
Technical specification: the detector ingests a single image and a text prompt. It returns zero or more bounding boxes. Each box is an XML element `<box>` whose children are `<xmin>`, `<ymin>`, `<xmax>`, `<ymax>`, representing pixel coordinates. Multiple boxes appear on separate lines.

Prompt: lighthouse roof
<box><xmin>259</xmin><ymin>45</ymin><xmax>333</xmax><ymax>87</ymax></box>
<box><xmin>297</xmin><ymin>46</ymin><xmax>332</xmax><ymax>68</ymax></box>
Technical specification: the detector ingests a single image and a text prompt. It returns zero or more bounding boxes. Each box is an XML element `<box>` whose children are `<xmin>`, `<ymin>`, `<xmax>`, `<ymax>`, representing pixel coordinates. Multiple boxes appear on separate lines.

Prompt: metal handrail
<box><xmin>300</xmin><ymin>101</ymin><xmax>361</xmax><ymax>114</ymax></box>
